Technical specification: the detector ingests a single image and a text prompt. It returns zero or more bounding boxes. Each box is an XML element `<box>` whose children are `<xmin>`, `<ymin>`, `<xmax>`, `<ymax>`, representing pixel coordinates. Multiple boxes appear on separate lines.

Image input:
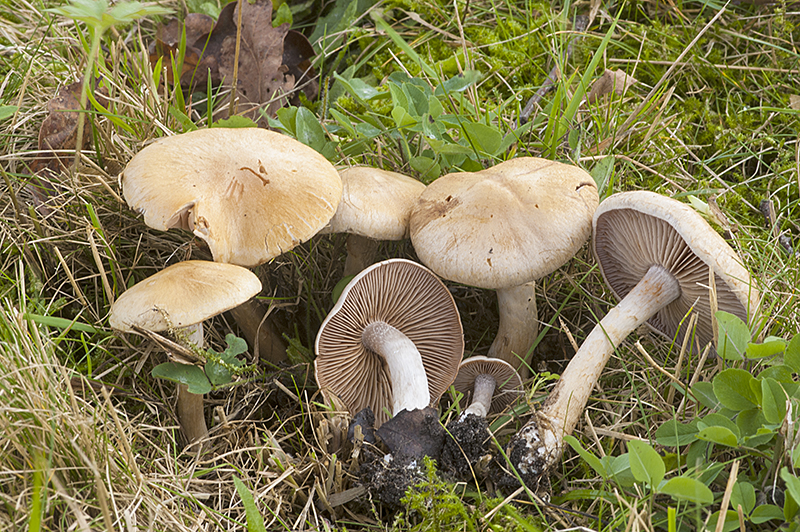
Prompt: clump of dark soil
<box><xmin>440</xmin><ymin>412</ymin><xmax>492</xmax><ymax>479</ymax></box>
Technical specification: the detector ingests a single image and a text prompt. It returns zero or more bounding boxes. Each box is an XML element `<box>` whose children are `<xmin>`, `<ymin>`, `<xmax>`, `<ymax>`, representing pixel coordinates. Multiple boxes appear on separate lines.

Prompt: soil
<box><xmin>440</xmin><ymin>412</ymin><xmax>491</xmax><ymax>480</ymax></box>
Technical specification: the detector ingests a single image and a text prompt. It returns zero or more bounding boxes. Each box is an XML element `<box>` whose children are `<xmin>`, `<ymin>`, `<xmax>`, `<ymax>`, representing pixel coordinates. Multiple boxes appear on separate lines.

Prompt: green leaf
<box><xmin>713</xmin><ymin>368</ymin><xmax>759</xmax><ymax>411</ymax></box>
<box><xmin>628</xmin><ymin>440</ymin><xmax>665</xmax><ymax>488</ymax></box>
<box><xmin>0</xmin><ymin>105</ymin><xmax>17</xmax><ymax>121</ymax></box>
<box><xmin>761</xmin><ymin>377</ymin><xmax>788</xmax><ymax>424</ymax></box>
<box><xmin>564</xmin><ymin>435</ymin><xmax>608</xmax><ymax>479</ymax></box>
<box><xmin>402</xmin><ymin>83</ymin><xmax>429</xmax><ymax>116</ymax></box>
<box><xmin>333</xmin><ymin>73</ymin><xmax>384</xmax><ymax>103</ymax></box>
<box><xmin>783</xmin><ymin>467</ymin><xmax>800</xmax><ymax>520</ymax></box>
<box><xmin>750</xmin><ymin>504</ymin><xmax>784</xmax><ymax>524</ymax></box>
<box><xmin>152</xmin><ymin>363</ymin><xmax>211</xmax><ymax>394</ymax></box>
<box><xmin>785</xmin><ymin>334</ymin><xmax>800</xmax><ymax>373</ymax></box>
<box><xmin>758</xmin><ymin>364</ymin><xmax>795</xmax><ymax>383</ymax></box>
<box><xmin>233</xmin><ymin>477</ymin><xmax>267</xmax><ymax>532</ymax></box>
<box><xmin>655</xmin><ymin>419</ymin><xmax>699</xmax><ymax>447</ymax></box>
<box><xmin>736</xmin><ymin>408</ymin><xmax>767</xmax><ymax>437</ymax></box>
<box><xmin>707</xmin><ymin>510</ymin><xmax>741</xmax><ymax>532</ymax></box>
<box><xmin>409</xmin><ymin>156</ymin><xmax>440</xmax><ymax>180</ymax></box>
<box><xmin>212</xmin><ymin>116</ymin><xmax>258</xmax><ymax>128</ymax></box>
<box><xmin>716</xmin><ymin>310</ymin><xmax>751</xmax><ymax>360</ymax></box>
<box><xmin>730</xmin><ymin>480</ymin><xmax>756</xmax><ymax>515</ymax></box>
<box><xmin>223</xmin><ymin>334</ymin><xmax>248</xmax><ymax>358</ymax></box>
<box><xmin>696</xmin><ymin>425</ymin><xmax>738</xmax><ymax>447</ymax></box>
<box><xmin>433</xmin><ymin>70</ymin><xmax>482</xmax><ymax>96</ymax></box>
<box><xmin>272</xmin><ymin>2</ymin><xmax>292</xmax><ymax>27</ymax></box>
<box><xmin>461</xmin><ymin>122</ymin><xmax>502</xmax><ymax>156</ymax></box>
<box><xmin>747</xmin><ymin>337</ymin><xmax>786</xmax><ymax>359</ymax></box>
<box><xmin>691</xmin><ymin>381</ymin><xmax>720</xmax><ymax>409</ymax></box>
<box><xmin>205</xmin><ymin>360</ymin><xmax>232</xmax><ymax>387</ymax></box>
<box><xmin>660</xmin><ymin>477</ymin><xmax>713</xmax><ymax>504</ymax></box>
<box><xmin>608</xmin><ymin>454</ymin><xmax>636</xmax><ymax>488</ymax></box>
<box><xmin>332</xmin><ymin>276</ymin><xmax>354</xmax><ymax>304</ymax></box>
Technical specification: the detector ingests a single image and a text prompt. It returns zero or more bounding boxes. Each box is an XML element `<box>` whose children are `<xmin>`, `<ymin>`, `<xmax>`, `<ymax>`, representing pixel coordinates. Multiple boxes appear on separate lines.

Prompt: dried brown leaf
<box><xmin>586</xmin><ymin>69</ymin><xmax>637</xmax><ymax>104</ymax></box>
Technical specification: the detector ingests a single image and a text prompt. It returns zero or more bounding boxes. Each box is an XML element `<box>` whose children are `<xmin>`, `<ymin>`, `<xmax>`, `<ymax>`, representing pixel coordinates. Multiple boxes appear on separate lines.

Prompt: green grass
<box><xmin>1</xmin><ymin>0</ymin><xmax>800</xmax><ymax>529</ymax></box>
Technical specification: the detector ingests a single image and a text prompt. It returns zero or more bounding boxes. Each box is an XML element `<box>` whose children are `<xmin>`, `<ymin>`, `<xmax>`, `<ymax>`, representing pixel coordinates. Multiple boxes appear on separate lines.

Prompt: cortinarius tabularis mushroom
<box><xmin>502</xmin><ymin>191</ymin><xmax>760</xmax><ymax>493</ymax></box>
<box><xmin>109</xmin><ymin>260</ymin><xmax>262</xmax><ymax>445</ymax></box>
<box><xmin>410</xmin><ymin>158</ymin><xmax>599</xmax><ymax>377</ymax></box>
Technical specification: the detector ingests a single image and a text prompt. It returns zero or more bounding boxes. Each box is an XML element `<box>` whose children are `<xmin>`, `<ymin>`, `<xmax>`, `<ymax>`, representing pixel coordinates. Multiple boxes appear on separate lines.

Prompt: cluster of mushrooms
<box><xmin>108</xmin><ymin>127</ymin><xmax>760</xmax><ymax>504</ymax></box>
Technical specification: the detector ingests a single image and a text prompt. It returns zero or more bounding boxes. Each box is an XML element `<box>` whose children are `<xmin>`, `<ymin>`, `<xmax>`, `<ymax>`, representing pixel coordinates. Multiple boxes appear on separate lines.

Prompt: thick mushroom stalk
<box><xmin>176</xmin><ymin>322</ymin><xmax>209</xmax><ymax>444</ymax></box>
<box><xmin>487</xmin><ymin>283</ymin><xmax>538</xmax><ymax>377</ymax></box>
<box><xmin>464</xmin><ymin>373</ymin><xmax>497</xmax><ymax>418</ymax></box>
<box><xmin>361</xmin><ymin>321</ymin><xmax>430</xmax><ymax>414</ymax></box>
<box><xmin>503</xmin><ymin>264</ymin><xmax>681</xmax><ymax>489</ymax></box>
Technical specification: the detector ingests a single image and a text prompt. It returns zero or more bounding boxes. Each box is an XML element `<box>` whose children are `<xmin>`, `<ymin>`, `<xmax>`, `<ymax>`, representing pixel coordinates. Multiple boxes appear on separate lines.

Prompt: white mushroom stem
<box><xmin>508</xmin><ymin>265</ymin><xmax>681</xmax><ymax>479</ymax></box>
<box><xmin>362</xmin><ymin>321</ymin><xmax>430</xmax><ymax>415</ymax></box>
<box><xmin>487</xmin><ymin>282</ymin><xmax>538</xmax><ymax>379</ymax></box>
<box><xmin>464</xmin><ymin>373</ymin><xmax>497</xmax><ymax>418</ymax></box>
<box><xmin>343</xmin><ymin>234</ymin><xmax>380</xmax><ymax>277</ymax></box>
<box><xmin>177</xmin><ymin>323</ymin><xmax>208</xmax><ymax>444</ymax></box>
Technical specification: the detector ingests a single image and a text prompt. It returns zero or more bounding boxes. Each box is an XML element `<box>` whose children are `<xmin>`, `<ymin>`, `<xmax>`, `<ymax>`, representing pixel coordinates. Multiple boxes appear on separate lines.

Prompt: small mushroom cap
<box><xmin>109</xmin><ymin>261</ymin><xmax>262</xmax><ymax>332</ymax></box>
<box><xmin>593</xmin><ymin>191</ymin><xmax>760</xmax><ymax>351</ymax></box>
<box><xmin>452</xmin><ymin>356</ymin><xmax>524</xmax><ymax>415</ymax></box>
<box><xmin>315</xmin><ymin>259</ymin><xmax>464</xmax><ymax>427</ymax></box>
<box><xmin>122</xmin><ymin>128</ymin><xmax>342</xmax><ymax>267</ymax></box>
<box><xmin>321</xmin><ymin>167</ymin><xmax>426</xmax><ymax>240</ymax></box>
<box><xmin>409</xmin><ymin>158</ymin><xmax>599</xmax><ymax>289</ymax></box>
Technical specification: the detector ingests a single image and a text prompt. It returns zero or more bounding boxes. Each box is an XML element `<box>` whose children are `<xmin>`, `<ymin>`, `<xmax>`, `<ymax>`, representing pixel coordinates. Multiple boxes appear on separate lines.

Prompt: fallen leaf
<box><xmin>149</xmin><ymin>13</ymin><xmax>215</xmax><ymax>85</ymax></box>
<box><xmin>586</xmin><ymin>69</ymin><xmax>637</xmax><ymax>103</ymax></box>
<box><xmin>789</xmin><ymin>94</ymin><xmax>800</xmax><ymax>110</ymax></box>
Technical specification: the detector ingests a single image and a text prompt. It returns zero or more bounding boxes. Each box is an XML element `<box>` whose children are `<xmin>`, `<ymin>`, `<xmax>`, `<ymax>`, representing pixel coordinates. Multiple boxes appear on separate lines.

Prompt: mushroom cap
<box><xmin>452</xmin><ymin>356</ymin><xmax>524</xmax><ymax>415</ymax></box>
<box><xmin>314</xmin><ymin>258</ymin><xmax>464</xmax><ymax>427</ymax></box>
<box><xmin>593</xmin><ymin>191</ymin><xmax>760</xmax><ymax>351</ymax></box>
<box><xmin>109</xmin><ymin>260</ymin><xmax>262</xmax><ymax>332</ymax></box>
<box><xmin>321</xmin><ymin>167</ymin><xmax>426</xmax><ymax>240</ymax></box>
<box><xmin>409</xmin><ymin>157</ymin><xmax>599</xmax><ymax>289</ymax></box>
<box><xmin>121</xmin><ymin>128</ymin><xmax>342</xmax><ymax>267</ymax></box>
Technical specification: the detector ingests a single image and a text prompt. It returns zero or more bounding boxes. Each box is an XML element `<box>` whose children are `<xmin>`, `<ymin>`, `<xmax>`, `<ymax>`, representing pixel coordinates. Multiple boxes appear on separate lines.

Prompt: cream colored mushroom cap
<box><xmin>109</xmin><ymin>261</ymin><xmax>262</xmax><ymax>332</ymax></box>
<box><xmin>121</xmin><ymin>128</ymin><xmax>342</xmax><ymax>267</ymax></box>
<box><xmin>409</xmin><ymin>158</ymin><xmax>599</xmax><ymax>289</ymax></box>
<box><xmin>321</xmin><ymin>167</ymin><xmax>426</xmax><ymax>240</ymax></box>
<box><xmin>452</xmin><ymin>356</ymin><xmax>523</xmax><ymax>415</ymax></box>
<box><xmin>593</xmin><ymin>191</ymin><xmax>760</xmax><ymax>350</ymax></box>
<box><xmin>314</xmin><ymin>258</ymin><xmax>464</xmax><ymax>427</ymax></box>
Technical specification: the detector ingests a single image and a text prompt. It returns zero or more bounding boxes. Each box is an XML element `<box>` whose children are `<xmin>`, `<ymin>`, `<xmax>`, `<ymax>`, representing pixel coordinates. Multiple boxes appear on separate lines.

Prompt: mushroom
<box><xmin>315</xmin><ymin>258</ymin><xmax>463</xmax><ymax>506</ymax></box>
<box><xmin>315</xmin><ymin>258</ymin><xmax>463</xmax><ymax>428</ymax></box>
<box><xmin>109</xmin><ymin>260</ymin><xmax>262</xmax><ymax>445</ymax></box>
<box><xmin>318</xmin><ymin>167</ymin><xmax>426</xmax><ymax>276</ymax></box>
<box><xmin>441</xmin><ymin>356</ymin><xmax>523</xmax><ymax>477</ymax></box>
<box><xmin>121</xmin><ymin>127</ymin><xmax>343</xmax><ymax>363</ymax></box>
<box><xmin>502</xmin><ymin>191</ymin><xmax>760</xmax><ymax>492</ymax></box>
<box><xmin>410</xmin><ymin>157</ymin><xmax>599</xmax><ymax>377</ymax></box>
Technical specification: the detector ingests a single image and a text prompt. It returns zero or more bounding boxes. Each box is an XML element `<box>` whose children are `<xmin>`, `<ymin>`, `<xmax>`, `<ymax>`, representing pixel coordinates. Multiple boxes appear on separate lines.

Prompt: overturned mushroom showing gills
<box><xmin>109</xmin><ymin>260</ymin><xmax>262</xmax><ymax>445</ymax></box>
<box><xmin>315</xmin><ymin>258</ymin><xmax>463</xmax><ymax>428</ymax></box>
<box><xmin>502</xmin><ymin>191</ymin><xmax>760</xmax><ymax>493</ymax></box>
<box><xmin>441</xmin><ymin>356</ymin><xmax>523</xmax><ymax>477</ymax></box>
<box><xmin>121</xmin><ymin>127</ymin><xmax>342</xmax><ymax>363</ymax></box>
<box><xmin>319</xmin><ymin>167</ymin><xmax>426</xmax><ymax>276</ymax></box>
<box><xmin>410</xmin><ymin>158</ymin><xmax>598</xmax><ymax>378</ymax></box>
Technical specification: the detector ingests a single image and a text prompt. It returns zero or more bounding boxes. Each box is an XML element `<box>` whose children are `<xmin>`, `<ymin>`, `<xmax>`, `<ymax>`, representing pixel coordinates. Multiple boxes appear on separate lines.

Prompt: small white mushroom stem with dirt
<box><xmin>465</xmin><ymin>373</ymin><xmax>497</xmax><ymax>418</ymax></box>
<box><xmin>503</xmin><ymin>191</ymin><xmax>760</xmax><ymax>491</ymax></box>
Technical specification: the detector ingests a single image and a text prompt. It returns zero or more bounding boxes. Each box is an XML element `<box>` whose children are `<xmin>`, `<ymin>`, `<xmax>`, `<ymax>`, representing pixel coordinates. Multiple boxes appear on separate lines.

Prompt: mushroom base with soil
<box><xmin>440</xmin><ymin>413</ymin><xmax>492</xmax><ymax>479</ymax></box>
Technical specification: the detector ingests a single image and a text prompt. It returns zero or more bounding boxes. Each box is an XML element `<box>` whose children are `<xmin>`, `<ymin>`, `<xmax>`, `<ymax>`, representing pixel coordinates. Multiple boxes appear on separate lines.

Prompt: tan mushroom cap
<box><xmin>315</xmin><ymin>259</ymin><xmax>464</xmax><ymax>427</ymax></box>
<box><xmin>109</xmin><ymin>261</ymin><xmax>262</xmax><ymax>332</ymax></box>
<box><xmin>409</xmin><ymin>157</ymin><xmax>599</xmax><ymax>289</ymax></box>
<box><xmin>452</xmin><ymin>356</ymin><xmax>523</xmax><ymax>415</ymax></box>
<box><xmin>321</xmin><ymin>167</ymin><xmax>426</xmax><ymax>240</ymax></box>
<box><xmin>121</xmin><ymin>128</ymin><xmax>342</xmax><ymax>267</ymax></box>
<box><xmin>593</xmin><ymin>191</ymin><xmax>760</xmax><ymax>351</ymax></box>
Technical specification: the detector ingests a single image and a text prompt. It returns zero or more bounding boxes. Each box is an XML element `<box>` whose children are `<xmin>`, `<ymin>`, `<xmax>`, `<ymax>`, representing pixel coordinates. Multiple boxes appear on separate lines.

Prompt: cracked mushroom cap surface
<box><xmin>409</xmin><ymin>157</ymin><xmax>599</xmax><ymax>288</ymax></box>
<box><xmin>452</xmin><ymin>356</ymin><xmax>524</xmax><ymax>415</ymax></box>
<box><xmin>321</xmin><ymin>167</ymin><xmax>426</xmax><ymax>240</ymax></box>
<box><xmin>121</xmin><ymin>128</ymin><xmax>342</xmax><ymax>267</ymax></box>
<box><xmin>314</xmin><ymin>259</ymin><xmax>464</xmax><ymax>427</ymax></box>
<box><xmin>108</xmin><ymin>260</ymin><xmax>262</xmax><ymax>332</ymax></box>
<box><xmin>593</xmin><ymin>190</ymin><xmax>760</xmax><ymax>351</ymax></box>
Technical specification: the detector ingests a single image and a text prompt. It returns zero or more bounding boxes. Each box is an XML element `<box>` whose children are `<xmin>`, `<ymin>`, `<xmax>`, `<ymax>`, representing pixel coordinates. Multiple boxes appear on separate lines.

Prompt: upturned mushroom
<box><xmin>121</xmin><ymin>127</ymin><xmax>343</xmax><ymax>363</ymax></box>
<box><xmin>109</xmin><ymin>261</ymin><xmax>262</xmax><ymax>445</ymax></box>
<box><xmin>319</xmin><ymin>167</ymin><xmax>426</xmax><ymax>276</ymax></box>
<box><xmin>501</xmin><ymin>191</ymin><xmax>760</xmax><ymax>492</ymax></box>
<box><xmin>410</xmin><ymin>158</ymin><xmax>599</xmax><ymax>378</ymax></box>
<box><xmin>441</xmin><ymin>356</ymin><xmax>523</xmax><ymax>477</ymax></box>
<box><xmin>315</xmin><ymin>258</ymin><xmax>463</xmax><ymax>506</ymax></box>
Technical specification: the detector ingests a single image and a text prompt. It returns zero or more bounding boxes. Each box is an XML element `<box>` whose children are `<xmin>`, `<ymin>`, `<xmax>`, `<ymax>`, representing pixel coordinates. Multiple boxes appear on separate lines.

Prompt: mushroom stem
<box><xmin>177</xmin><ymin>323</ymin><xmax>209</xmax><ymax>444</ymax></box>
<box><xmin>505</xmin><ymin>265</ymin><xmax>681</xmax><ymax>486</ymax></box>
<box><xmin>343</xmin><ymin>234</ymin><xmax>380</xmax><ymax>277</ymax></box>
<box><xmin>362</xmin><ymin>321</ymin><xmax>430</xmax><ymax>415</ymax></box>
<box><xmin>228</xmin><ymin>300</ymin><xmax>287</xmax><ymax>365</ymax></box>
<box><xmin>464</xmin><ymin>373</ymin><xmax>497</xmax><ymax>418</ymax></box>
<box><xmin>487</xmin><ymin>282</ymin><xmax>538</xmax><ymax>378</ymax></box>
